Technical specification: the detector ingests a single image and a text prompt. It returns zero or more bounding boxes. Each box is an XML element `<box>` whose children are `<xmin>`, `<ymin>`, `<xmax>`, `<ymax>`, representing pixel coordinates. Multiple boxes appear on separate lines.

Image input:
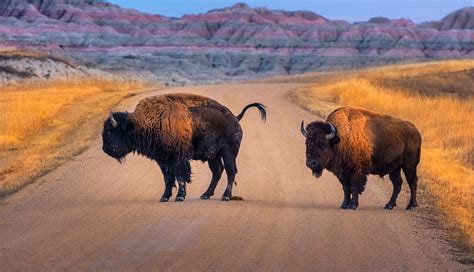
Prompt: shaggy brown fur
<box><xmin>130</xmin><ymin>93</ymin><xmax>210</xmax><ymax>153</ymax></box>
<box><xmin>102</xmin><ymin>93</ymin><xmax>266</xmax><ymax>202</ymax></box>
<box><xmin>326</xmin><ymin>107</ymin><xmax>374</xmax><ymax>182</ymax></box>
<box><xmin>303</xmin><ymin>106</ymin><xmax>421</xmax><ymax>210</ymax></box>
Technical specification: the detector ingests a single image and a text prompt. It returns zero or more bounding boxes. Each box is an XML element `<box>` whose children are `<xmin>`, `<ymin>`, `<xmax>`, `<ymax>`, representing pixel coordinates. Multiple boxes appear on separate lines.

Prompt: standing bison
<box><xmin>301</xmin><ymin>107</ymin><xmax>421</xmax><ymax>210</ymax></box>
<box><xmin>102</xmin><ymin>93</ymin><xmax>266</xmax><ymax>202</ymax></box>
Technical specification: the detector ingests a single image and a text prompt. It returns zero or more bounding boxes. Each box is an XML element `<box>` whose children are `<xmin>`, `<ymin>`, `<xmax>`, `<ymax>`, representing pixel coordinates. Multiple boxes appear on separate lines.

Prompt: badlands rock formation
<box><xmin>0</xmin><ymin>48</ymin><xmax>85</xmax><ymax>84</ymax></box>
<box><xmin>0</xmin><ymin>1</ymin><xmax>472</xmax><ymax>83</ymax></box>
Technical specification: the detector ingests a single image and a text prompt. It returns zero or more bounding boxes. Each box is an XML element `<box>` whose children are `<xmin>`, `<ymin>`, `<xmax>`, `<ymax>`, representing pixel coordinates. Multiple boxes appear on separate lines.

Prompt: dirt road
<box><xmin>0</xmin><ymin>84</ymin><xmax>464</xmax><ymax>271</ymax></box>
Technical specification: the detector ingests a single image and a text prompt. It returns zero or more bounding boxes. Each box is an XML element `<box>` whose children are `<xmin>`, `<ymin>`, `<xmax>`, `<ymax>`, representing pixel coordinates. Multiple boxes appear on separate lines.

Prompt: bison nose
<box><xmin>306</xmin><ymin>159</ymin><xmax>320</xmax><ymax>169</ymax></box>
<box><xmin>102</xmin><ymin>146</ymin><xmax>113</xmax><ymax>155</ymax></box>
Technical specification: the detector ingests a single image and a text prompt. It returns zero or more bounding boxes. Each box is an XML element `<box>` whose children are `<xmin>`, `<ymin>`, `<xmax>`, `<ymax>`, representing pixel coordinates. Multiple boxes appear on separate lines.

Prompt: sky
<box><xmin>108</xmin><ymin>0</ymin><xmax>473</xmax><ymax>23</ymax></box>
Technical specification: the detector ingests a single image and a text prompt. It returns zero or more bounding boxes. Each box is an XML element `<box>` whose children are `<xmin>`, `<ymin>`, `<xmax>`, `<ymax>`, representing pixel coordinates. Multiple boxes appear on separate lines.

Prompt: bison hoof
<box><xmin>406</xmin><ymin>204</ymin><xmax>417</xmax><ymax>210</ymax></box>
<box><xmin>340</xmin><ymin>202</ymin><xmax>350</xmax><ymax>209</ymax></box>
<box><xmin>348</xmin><ymin>205</ymin><xmax>358</xmax><ymax>210</ymax></box>
<box><xmin>175</xmin><ymin>196</ymin><xmax>185</xmax><ymax>202</ymax></box>
<box><xmin>160</xmin><ymin>197</ymin><xmax>169</xmax><ymax>202</ymax></box>
<box><xmin>200</xmin><ymin>194</ymin><xmax>210</xmax><ymax>200</ymax></box>
<box><xmin>384</xmin><ymin>203</ymin><xmax>395</xmax><ymax>210</ymax></box>
<box><xmin>222</xmin><ymin>196</ymin><xmax>230</xmax><ymax>201</ymax></box>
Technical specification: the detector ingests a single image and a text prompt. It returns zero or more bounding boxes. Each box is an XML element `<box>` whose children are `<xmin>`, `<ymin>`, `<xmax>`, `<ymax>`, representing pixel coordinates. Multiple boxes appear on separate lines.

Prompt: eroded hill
<box><xmin>0</xmin><ymin>1</ymin><xmax>473</xmax><ymax>84</ymax></box>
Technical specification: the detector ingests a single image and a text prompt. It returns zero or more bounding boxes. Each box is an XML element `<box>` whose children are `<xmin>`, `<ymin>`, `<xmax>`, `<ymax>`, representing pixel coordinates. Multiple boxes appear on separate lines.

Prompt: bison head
<box><xmin>301</xmin><ymin>121</ymin><xmax>340</xmax><ymax>178</ymax></box>
<box><xmin>102</xmin><ymin>112</ymin><xmax>133</xmax><ymax>163</ymax></box>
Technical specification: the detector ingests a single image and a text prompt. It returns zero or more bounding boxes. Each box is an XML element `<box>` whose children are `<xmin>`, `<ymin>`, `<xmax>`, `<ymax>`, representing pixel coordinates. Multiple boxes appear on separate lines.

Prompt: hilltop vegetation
<box><xmin>0</xmin><ymin>48</ymin><xmax>84</xmax><ymax>84</ymax></box>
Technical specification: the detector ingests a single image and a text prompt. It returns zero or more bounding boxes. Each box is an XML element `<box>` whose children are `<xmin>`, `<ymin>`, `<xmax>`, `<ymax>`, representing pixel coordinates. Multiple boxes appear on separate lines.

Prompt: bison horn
<box><xmin>300</xmin><ymin>121</ymin><xmax>308</xmax><ymax>138</ymax></box>
<box><xmin>109</xmin><ymin>111</ymin><xmax>118</xmax><ymax>128</ymax></box>
<box><xmin>326</xmin><ymin>123</ymin><xmax>337</xmax><ymax>140</ymax></box>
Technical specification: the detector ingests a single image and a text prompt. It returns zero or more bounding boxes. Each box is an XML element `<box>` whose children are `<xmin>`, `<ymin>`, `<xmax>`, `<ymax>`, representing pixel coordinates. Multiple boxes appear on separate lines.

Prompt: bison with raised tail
<box><xmin>102</xmin><ymin>93</ymin><xmax>266</xmax><ymax>202</ymax></box>
<box><xmin>301</xmin><ymin>107</ymin><xmax>421</xmax><ymax>210</ymax></box>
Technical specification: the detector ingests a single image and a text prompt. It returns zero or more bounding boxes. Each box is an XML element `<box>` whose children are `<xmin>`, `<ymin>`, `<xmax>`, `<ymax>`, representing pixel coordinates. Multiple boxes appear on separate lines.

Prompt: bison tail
<box><xmin>236</xmin><ymin>103</ymin><xmax>267</xmax><ymax>123</ymax></box>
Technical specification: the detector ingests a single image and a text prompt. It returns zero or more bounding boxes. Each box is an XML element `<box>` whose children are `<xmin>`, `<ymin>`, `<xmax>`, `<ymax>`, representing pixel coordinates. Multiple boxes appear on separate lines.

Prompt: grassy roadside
<box><xmin>289</xmin><ymin>60</ymin><xmax>474</xmax><ymax>248</ymax></box>
<box><xmin>0</xmin><ymin>77</ymin><xmax>157</xmax><ymax>197</ymax></box>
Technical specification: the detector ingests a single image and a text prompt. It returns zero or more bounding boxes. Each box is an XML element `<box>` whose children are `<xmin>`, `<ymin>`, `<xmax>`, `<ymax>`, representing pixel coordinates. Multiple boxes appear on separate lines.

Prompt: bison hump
<box><xmin>131</xmin><ymin>95</ymin><xmax>195</xmax><ymax>152</ymax></box>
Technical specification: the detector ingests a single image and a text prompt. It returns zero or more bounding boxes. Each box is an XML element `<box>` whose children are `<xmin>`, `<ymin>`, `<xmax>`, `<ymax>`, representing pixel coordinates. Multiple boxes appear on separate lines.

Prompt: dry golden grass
<box><xmin>292</xmin><ymin>60</ymin><xmax>474</xmax><ymax>247</ymax></box>
<box><xmin>0</xmin><ymin>77</ymin><xmax>155</xmax><ymax>196</ymax></box>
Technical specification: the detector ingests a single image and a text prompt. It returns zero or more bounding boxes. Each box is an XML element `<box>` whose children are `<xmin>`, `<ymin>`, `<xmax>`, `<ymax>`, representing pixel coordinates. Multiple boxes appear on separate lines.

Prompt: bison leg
<box><xmin>221</xmin><ymin>149</ymin><xmax>237</xmax><ymax>201</ymax></box>
<box><xmin>403</xmin><ymin>166</ymin><xmax>418</xmax><ymax>210</ymax></box>
<box><xmin>174</xmin><ymin>159</ymin><xmax>191</xmax><ymax>202</ymax></box>
<box><xmin>347</xmin><ymin>176</ymin><xmax>363</xmax><ymax>210</ymax></box>
<box><xmin>201</xmin><ymin>156</ymin><xmax>224</xmax><ymax>200</ymax></box>
<box><xmin>158</xmin><ymin>163</ymin><xmax>175</xmax><ymax>202</ymax></box>
<box><xmin>348</xmin><ymin>185</ymin><xmax>359</xmax><ymax>210</ymax></box>
<box><xmin>340</xmin><ymin>182</ymin><xmax>351</xmax><ymax>209</ymax></box>
<box><xmin>385</xmin><ymin>167</ymin><xmax>402</xmax><ymax>210</ymax></box>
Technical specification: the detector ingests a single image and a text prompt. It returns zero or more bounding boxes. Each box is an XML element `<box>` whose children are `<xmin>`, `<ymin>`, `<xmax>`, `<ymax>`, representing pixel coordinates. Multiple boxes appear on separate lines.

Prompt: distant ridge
<box><xmin>0</xmin><ymin>1</ymin><xmax>472</xmax><ymax>84</ymax></box>
<box><xmin>420</xmin><ymin>7</ymin><xmax>474</xmax><ymax>30</ymax></box>
<box><xmin>440</xmin><ymin>7</ymin><xmax>474</xmax><ymax>30</ymax></box>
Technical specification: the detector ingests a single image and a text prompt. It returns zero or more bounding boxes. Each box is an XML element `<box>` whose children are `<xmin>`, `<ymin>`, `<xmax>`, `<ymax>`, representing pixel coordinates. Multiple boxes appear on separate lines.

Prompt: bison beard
<box><xmin>102</xmin><ymin>93</ymin><xmax>266</xmax><ymax>202</ymax></box>
<box><xmin>302</xmin><ymin>107</ymin><xmax>421</xmax><ymax>210</ymax></box>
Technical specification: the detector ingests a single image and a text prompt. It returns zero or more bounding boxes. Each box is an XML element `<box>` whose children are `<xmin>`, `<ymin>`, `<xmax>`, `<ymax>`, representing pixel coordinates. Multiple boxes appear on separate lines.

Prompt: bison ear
<box><xmin>330</xmin><ymin>135</ymin><xmax>340</xmax><ymax>146</ymax></box>
<box><xmin>120</xmin><ymin>120</ymin><xmax>129</xmax><ymax>131</ymax></box>
<box><xmin>114</xmin><ymin>113</ymin><xmax>131</xmax><ymax>131</ymax></box>
<box><xmin>120</xmin><ymin>116</ymin><xmax>131</xmax><ymax>131</ymax></box>
<box><xmin>323</xmin><ymin>123</ymin><xmax>333</xmax><ymax>134</ymax></box>
<box><xmin>324</xmin><ymin>123</ymin><xmax>339</xmax><ymax>145</ymax></box>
